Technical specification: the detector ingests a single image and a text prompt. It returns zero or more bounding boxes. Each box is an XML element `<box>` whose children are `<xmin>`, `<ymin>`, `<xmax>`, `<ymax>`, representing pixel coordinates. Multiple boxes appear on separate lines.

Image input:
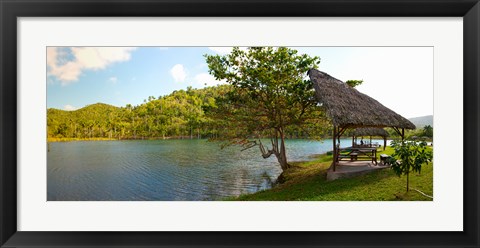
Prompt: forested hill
<box><xmin>47</xmin><ymin>86</ymin><xmax>231</xmax><ymax>140</ymax></box>
<box><xmin>48</xmin><ymin>103</ymin><xmax>120</xmax><ymax>124</ymax></box>
<box><xmin>408</xmin><ymin>115</ymin><xmax>433</xmax><ymax>128</ymax></box>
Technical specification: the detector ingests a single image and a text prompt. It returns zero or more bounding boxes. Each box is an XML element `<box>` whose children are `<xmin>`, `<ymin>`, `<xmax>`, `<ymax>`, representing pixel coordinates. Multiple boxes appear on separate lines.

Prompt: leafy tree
<box><xmin>205</xmin><ymin>47</ymin><xmax>325</xmax><ymax>171</ymax></box>
<box><xmin>387</xmin><ymin>140</ymin><xmax>433</xmax><ymax>191</ymax></box>
<box><xmin>422</xmin><ymin>125</ymin><xmax>433</xmax><ymax>138</ymax></box>
<box><xmin>345</xmin><ymin>79</ymin><xmax>363</xmax><ymax>87</ymax></box>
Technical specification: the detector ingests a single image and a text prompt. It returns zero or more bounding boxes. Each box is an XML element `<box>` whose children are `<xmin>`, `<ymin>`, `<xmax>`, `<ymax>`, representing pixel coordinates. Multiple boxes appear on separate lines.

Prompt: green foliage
<box><xmin>345</xmin><ymin>79</ymin><xmax>363</xmax><ymax>87</ymax></box>
<box><xmin>422</xmin><ymin>125</ymin><xmax>433</xmax><ymax>138</ymax></box>
<box><xmin>47</xmin><ymin>83</ymin><xmax>329</xmax><ymax>142</ymax></box>
<box><xmin>387</xmin><ymin>127</ymin><xmax>433</xmax><ymax>141</ymax></box>
<box><xmin>204</xmin><ymin>47</ymin><xmax>326</xmax><ymax>170</ymax></box>
<box><xmin>47</xmin><ymin>86</ymin><xmax>231</xmax><ymax>140</ymax></box>
<box><xmin>387</xmin><ymin>140</ymin><xmax>433</xmax><ymax>191</ymax></box>
<box><xmin>233</xmin><ymin>146</ymin><xmax>433</xmax><ymax>201</ymax></box>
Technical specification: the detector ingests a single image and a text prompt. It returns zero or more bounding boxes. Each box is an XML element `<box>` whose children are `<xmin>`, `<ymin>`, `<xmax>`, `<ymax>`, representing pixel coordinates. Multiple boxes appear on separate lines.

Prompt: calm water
<box><xmin>47</xmin><ymin>138</ymin><xmax>385</xmax><ymax>201</ymax></box>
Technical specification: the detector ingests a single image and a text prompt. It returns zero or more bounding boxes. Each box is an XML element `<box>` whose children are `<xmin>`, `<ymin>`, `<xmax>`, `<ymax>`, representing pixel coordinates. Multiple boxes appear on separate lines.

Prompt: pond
<box><xmin>47</xmin><ymin>138</ymin><xmax>386</xmax><ymax>201</ymax></box>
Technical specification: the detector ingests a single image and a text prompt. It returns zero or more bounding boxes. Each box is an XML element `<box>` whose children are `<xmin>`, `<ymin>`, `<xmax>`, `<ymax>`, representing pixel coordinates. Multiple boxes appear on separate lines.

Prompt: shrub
<box><xmin>387</xmin><ymin>140</ymin><xmax>433</xmax><ymax>191</ymax></box>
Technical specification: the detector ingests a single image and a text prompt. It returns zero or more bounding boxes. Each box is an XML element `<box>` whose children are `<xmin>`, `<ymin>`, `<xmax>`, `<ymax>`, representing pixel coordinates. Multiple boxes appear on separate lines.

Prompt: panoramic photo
<box><xmin>47</xmin><ymin>46</ymin><xmax>433</xmax><ymax>201</ymax></box>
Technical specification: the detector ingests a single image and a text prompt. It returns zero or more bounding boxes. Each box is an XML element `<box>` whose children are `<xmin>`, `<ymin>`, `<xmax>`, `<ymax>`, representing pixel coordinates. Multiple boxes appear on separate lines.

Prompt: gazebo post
<box><xmin>401</xmin><ymin>128</ymin><xmax>405</xmax><ymax>141</ymax></box>
<box><xmin>383</xmin><ymin>137</ymin><xmax>386</xmax><ymax>150</ymax></box>
<box><xmin>337</xmin><ymin>127</ymin><xmax>342</xmax><ymax>144</ymax></box>
<box><xmin>369</xmin><ymin>135</ymin><xmax>372</xmax><ymax>147</ymax></box>
<box><xmin>332</xmin><ymin>125</ymin><xmax>337</xmax><ymax>172</ymax></box>
<box><xmin>352</xmin><ymin>135</ymin><xmax>354</xmax><ymax>147</ymax></box>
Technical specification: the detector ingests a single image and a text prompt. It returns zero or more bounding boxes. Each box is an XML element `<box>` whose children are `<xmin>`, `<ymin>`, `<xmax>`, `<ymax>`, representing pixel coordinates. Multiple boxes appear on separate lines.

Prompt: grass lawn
<box><xmin>232</xmin><ymin>146</ymin><xmax>433</xmax><ymax>201</ymax></box>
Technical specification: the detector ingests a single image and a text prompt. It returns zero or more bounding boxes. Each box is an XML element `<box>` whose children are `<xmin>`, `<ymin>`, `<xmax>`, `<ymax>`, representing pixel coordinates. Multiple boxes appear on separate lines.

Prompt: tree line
<box><xmin>48</xmin><ymin>85</ymin><xmax>224</xmax><ymax>140</ymax></box>
<box><xmin>47</xmin><ymin>85</ymin><xmax>325</xmax><ymax>141</ymax></box>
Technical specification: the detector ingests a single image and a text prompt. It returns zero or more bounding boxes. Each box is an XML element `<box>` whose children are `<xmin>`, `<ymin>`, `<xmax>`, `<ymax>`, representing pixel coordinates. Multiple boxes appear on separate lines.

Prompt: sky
<box><xmin>47</xmin><ymin>47</ymin><xmax>433</xmax><ymax>118</ymax></box>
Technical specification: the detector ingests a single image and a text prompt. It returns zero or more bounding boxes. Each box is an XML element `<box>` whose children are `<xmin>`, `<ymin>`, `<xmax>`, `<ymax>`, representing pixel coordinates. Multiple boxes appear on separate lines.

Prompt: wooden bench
<box><xmin>380</xmin><ymin>154</ymin><xmax>390</xmax><ymax>164</ymax></box>
<box><xmin>337</xmin><ymin>148</ymin><xmax>376</xmax><ymax>164</ymax></box>
<box><xmin>338</xmin><ymin>154</ymin><xmax>351</xmax><ymax>160</ymax></box>
<box><xmin>350</xmin><ymin>152</ymin><xmax>358</xmax><ymax>161</ymax></box>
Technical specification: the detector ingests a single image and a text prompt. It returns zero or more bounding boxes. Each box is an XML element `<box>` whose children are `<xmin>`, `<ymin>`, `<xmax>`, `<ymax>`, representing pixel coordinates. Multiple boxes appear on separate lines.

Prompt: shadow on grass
<box><xmin>232</xmin><ymin>148</ymin><xmax>433</xmax><ymax>201</ymax></box>
<box><xmin>236</xmin><ymin>164</ymin><xmax>431</xmax><ymax>201</ymax></box>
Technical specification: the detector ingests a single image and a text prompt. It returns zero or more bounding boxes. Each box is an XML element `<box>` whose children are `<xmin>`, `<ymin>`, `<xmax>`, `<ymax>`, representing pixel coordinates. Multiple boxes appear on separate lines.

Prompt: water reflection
<box><xmin>47</xmin><ymin>139</ymin><xmax>384</xmax><ymax>201</ymax></box>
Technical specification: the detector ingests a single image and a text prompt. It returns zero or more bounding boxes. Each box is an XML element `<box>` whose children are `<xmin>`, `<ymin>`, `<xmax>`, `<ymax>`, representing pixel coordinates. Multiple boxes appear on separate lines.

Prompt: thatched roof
<box><xmin>308</xmin><ymin>69</ymin><xmax>415</xmax><ymax>129</ymax></box>
<box><xmin>352</xmin><ymin>127</ymin><xmax>389</xmax><ymax>137</ymax></box>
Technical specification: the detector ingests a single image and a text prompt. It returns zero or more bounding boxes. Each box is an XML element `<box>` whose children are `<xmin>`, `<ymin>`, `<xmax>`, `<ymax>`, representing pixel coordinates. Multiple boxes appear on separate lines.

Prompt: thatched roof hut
<box><xmin>308</xmin><ymin>69</ymin><xmax>415</xmax><ymax>130</ymax></box>
<box><xmin>352</xmin><ymin>127</ymin><xmax>388</xmax><ymax>137</ymax></box>
<box><xmin>308</xmin><ymin>69</ymin><xmax>414</xmax><ymax>171</ymax></box>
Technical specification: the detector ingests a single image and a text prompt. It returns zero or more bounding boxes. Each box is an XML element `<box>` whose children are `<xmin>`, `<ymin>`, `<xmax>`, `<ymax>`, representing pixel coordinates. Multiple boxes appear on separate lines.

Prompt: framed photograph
<box><xmin>1</xmin><ymin>0</ymin><xmax>479</xmax><ymax>247</ymax></box>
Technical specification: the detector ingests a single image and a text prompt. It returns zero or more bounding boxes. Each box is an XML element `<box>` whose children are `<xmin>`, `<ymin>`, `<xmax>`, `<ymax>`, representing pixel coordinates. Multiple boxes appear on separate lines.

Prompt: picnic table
<box><xmin>338</xmin><ymin>147</ymin><xmax>377</xmax><ymax>164</ymax></box>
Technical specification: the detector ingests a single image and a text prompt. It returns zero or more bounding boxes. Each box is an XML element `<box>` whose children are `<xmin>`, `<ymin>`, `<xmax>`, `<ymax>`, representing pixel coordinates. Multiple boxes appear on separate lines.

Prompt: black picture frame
<box><xmin>1</xmin><ymin>0</ymin><xmax>479</xmax><ymax>247</ymax></box>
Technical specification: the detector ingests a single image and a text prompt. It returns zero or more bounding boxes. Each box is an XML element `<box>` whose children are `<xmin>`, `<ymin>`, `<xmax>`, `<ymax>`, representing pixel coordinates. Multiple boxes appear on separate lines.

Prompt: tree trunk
<box><xmin>258</xmin><ymin>129</ymin><xmax>290</xmax><ymax>172</ymax></box>
<box><xmin>406</xmin><ymin>171</ymin><xmax>410</xmax><ymax>192</ymax></box>
<box><xmin>278</xmin><ymin>128</ymin><xmax>290</xmax><ymax>171</ymax></box>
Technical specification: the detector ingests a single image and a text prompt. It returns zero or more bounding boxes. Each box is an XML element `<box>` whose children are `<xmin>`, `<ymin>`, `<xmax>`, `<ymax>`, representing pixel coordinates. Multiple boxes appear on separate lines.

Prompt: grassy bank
<box><xmin>47</xmin><ymin>136</ymin><xmax>201</xmax><ymax>142</ymax></box>
<box><xmin>47</xmin><ymin>137</ymin><xmax>117</xmax><ymax>142</ymax></box>
<box><xmin>233</xmin><ymin>146</ymin><xmax>433</xmax><ymax>201</ymax></box>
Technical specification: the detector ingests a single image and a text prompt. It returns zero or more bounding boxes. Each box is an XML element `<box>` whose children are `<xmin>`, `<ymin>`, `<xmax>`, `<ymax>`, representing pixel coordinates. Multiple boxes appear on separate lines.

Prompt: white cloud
<box><xmin>63</xmin><ymin>105</ymin><xmax>77</xmax><ymax>111</ymax></box>
<box><xmin>170</xmin><ymin>64</ymin><xmax>187</xmax><ymax>82</ymax></box>
<box><xmin>193</xmin><ymin>73</ymin><xmax>226</xmax><ymax>86</ymax></box>
<box><xmin>108</xmin><ymin>76</ymin><xmax>118</xmax><ymax>84</ymax></box>
<box><xmin>51</xmin><ymin>61</ymin><xmax>83</xmax><ymax>84</ymax></box>
<box><xmin>72</xmin><ymin>47</ymin><xmax>135</xmax><ymax>70</ymax></box>
<box><xmin>47</xmin><ymin>47</ymin><xmax>136</xmax><ymax>85</ymax></box>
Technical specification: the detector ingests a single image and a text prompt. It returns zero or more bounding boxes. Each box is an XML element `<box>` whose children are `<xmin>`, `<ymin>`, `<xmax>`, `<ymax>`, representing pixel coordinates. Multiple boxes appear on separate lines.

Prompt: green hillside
<box><xmin>47</xmin><ymin>86</ymin><xmax>227</xmax><ymax>141</ymax></box>
<box><xmin>408</xmin><ymin>115</ymin><xmax>433</xmax><ymax>128</ymax></box>
<box><xmin>48</xmin><ymin>82</ymin><xmax>327</xmax><ymax>142</ymax></box>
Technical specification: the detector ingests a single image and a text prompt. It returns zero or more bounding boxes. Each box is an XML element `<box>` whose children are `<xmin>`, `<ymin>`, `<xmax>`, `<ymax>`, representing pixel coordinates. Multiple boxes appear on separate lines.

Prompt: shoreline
<box><xmin>47</xmin><ymin>136</ymin><xmax>210</xmax><ymax>142</ymax></box>
<box><xmin>229</xmin><ymin>146</ymin><xmax>433</xmax><ymax>201</ymax></box>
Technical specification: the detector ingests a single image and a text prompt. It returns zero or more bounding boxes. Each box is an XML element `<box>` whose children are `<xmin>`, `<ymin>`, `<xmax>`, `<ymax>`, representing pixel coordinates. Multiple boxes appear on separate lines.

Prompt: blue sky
<box><xmin>47</xmin><ymin>47</ymin><xmax>433</xmax><ymax>118</ymax></box>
